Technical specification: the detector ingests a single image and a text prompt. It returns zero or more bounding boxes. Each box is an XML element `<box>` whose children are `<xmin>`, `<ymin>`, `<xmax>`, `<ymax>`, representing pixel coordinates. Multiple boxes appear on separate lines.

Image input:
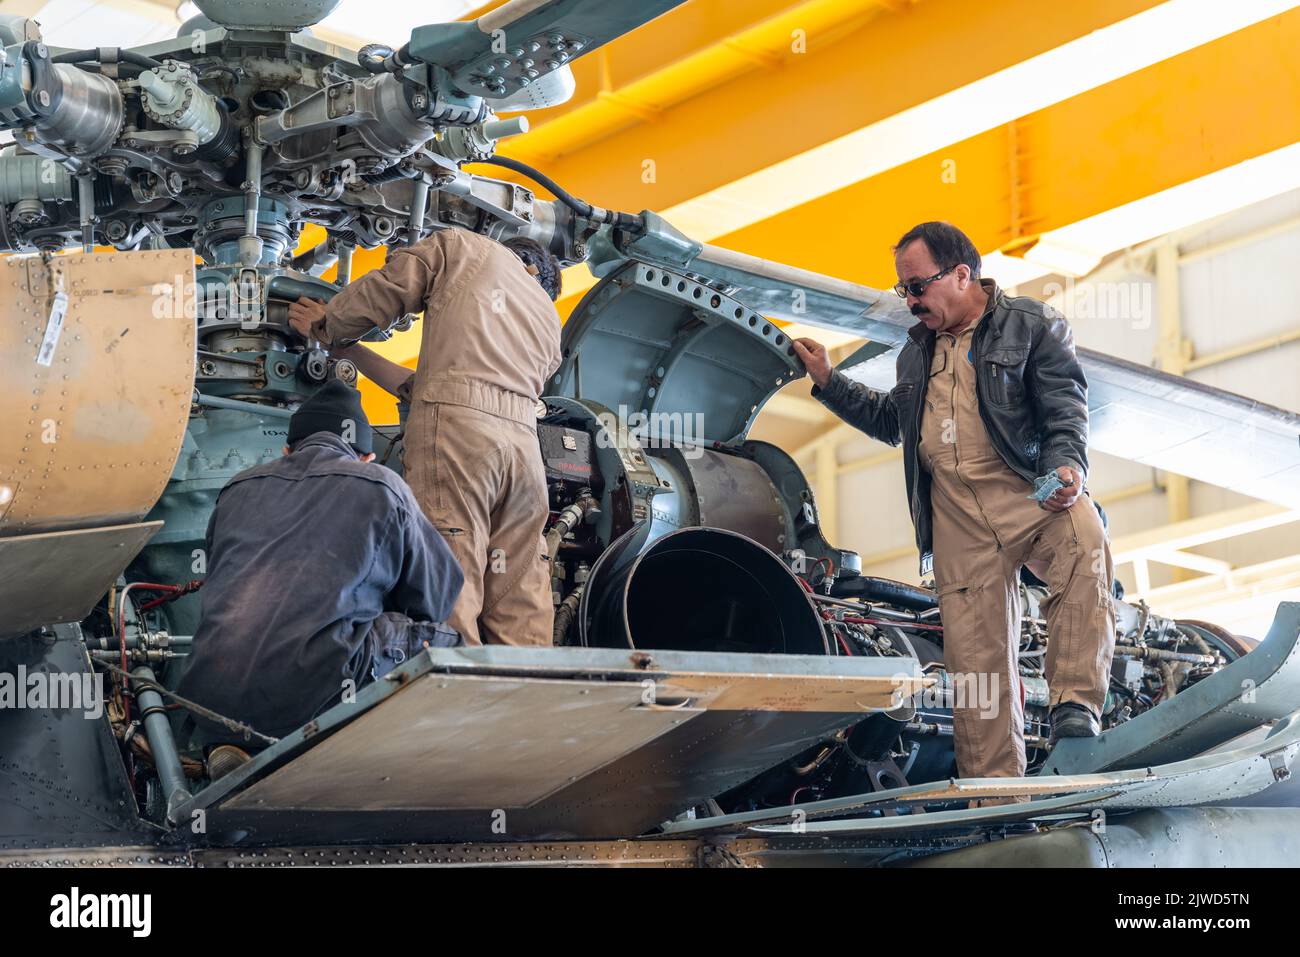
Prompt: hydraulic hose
<box><xmin>477</xmin><ymin>155</ymin><xmax>643</xmax><ymax>231</ymax></box>
<box><xmin>547</xmin><ymin>490</ymin><xmax>597</xmax><ymax>566</ymax></box>
<box><xmin>553</xmin><ymin>585</ymin><xmax>584</xmax><ymax>644</ymax></box>
<box><xmin>131</xmin><ymin>665</ymin><xmax>190</xmax><ymax>813</ymax></box>
<box><xmin>52</xmin><ymin>47</ymin><xmax>166</xmax><ymax>71</ymax></box>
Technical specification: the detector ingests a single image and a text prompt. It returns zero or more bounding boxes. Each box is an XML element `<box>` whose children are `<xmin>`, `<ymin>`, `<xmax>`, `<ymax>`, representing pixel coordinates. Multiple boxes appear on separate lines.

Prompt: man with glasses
<box><xmin>792</xmin><ymin>222</ymin><xmax>1115</xmax><ymax>790</ymax></box>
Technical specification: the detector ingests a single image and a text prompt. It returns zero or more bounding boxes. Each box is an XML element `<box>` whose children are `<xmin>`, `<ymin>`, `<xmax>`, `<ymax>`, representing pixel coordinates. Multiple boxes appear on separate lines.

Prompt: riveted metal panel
<box><xmin>551</xmin><ymin>260</ymin><xmax>804</xmax><ymax>446</ymax></box>
<box><xmin>0</xmin><ymin>249</ymin><xmax>196</xmax><ymax>538</ymax></box>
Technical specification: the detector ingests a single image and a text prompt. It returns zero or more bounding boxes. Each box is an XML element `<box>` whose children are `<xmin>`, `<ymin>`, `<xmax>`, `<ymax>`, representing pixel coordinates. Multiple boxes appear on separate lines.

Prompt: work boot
<box><xmin>1049</xmin><ymin>702</ymin><xmax>1100</xmax><ymax>746</ymax></box>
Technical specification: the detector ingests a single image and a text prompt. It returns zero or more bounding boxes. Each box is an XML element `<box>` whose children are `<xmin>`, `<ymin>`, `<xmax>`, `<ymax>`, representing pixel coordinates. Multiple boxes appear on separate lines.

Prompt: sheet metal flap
<box><xmin>1044</xmin><ymin>601</ymin><xmax>1300</xmax><ymax>774</ymax></box>
<box><xmin>186</xmin><ymin>646</ymin><xmax>926</xmax><ymax>842</ymax></box>
<box><xmin>0</xmin><ymin>521</ymin><xmax>161</xmax><ymax>638</ymax></box>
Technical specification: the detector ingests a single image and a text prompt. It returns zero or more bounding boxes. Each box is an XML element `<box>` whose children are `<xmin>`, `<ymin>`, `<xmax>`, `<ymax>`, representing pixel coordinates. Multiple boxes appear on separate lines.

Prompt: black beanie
<box><xmin>288</xmin><ymin>380</ymin><xmax>373</xmax><ymax>455</ymax></box>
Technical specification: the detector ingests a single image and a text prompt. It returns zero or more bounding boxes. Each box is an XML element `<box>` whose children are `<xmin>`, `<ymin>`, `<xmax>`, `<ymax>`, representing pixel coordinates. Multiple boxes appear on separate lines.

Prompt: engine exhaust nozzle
<box><xmin>581</xmin><ymin>526</ymin><xmax>828</xmax><ymax>656</ymax></box>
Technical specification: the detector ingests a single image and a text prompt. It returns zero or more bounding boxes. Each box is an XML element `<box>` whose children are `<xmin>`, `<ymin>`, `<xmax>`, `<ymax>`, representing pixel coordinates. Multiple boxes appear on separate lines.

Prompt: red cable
<box><xmin>138</xmin><ymin>579</ymin><xmax>202</xmax><ymax>611</ymax></box>
<box><xmin>841</xmin><ymin>614</ymin><xmax>944</xmax><ymax>633</ymax></box>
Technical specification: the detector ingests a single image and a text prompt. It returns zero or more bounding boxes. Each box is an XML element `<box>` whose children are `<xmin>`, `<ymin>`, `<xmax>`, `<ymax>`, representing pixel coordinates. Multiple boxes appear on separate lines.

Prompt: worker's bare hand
<box><xmin>1041</xmin><ymin>465</ymin><xmax>1083</xmax><ymax>512</ymax></box>
<box><xmin>287</xmin><ymin>296</ymin><xmax>327</xmax><ymax>341</ymax></box>
<box><xmin>792</xmin><ymin>337</ymin><xmax>833</xmax><ymax>389</ymax></box>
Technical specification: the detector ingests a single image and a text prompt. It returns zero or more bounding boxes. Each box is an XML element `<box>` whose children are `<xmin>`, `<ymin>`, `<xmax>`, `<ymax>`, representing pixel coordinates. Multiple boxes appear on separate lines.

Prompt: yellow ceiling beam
<box><xmin>506</xmin><ymin>0</ymin><xmax>1169</xmax><ymax>208</ymax></box>
<box><xmin>503</xmin><ymin>0</ymin><xmax>895</xmax><ymax>162</ymax></box>
<box><xmin>528</xmin><ymin>5</ymin><xmax>1296</xmax><ymax>331</ymax></box>
<box><xmin>331</xmin><ymin>3</ymin><xmax>1300</xmax><ymax>420</ymax></box>
<box><xmin>656</xmin><ymin>9</ymin><xmax>1300</xmax><ymax>299</ymax></box>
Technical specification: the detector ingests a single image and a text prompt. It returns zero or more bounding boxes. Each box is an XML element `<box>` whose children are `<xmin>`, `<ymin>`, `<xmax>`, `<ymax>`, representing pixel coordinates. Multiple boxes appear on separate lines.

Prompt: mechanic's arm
<box><xmin>1030</xmin><ymin>311</ymin><xmax>1090</xmax><ymax>511</ymax></box>
<box><xmin>794</xmin><ymin>338</ymin><xmax>902</xmax><ymax>445</ymax></box>
<box><xmin>287</xmin><ymin>237</ymin><xmax>447</xmax><ymax>347</ymax></box>
<box><xmin>328</xmin><ymin>342</ymin><xmax>414</xmax><ymax>400</ymax></box>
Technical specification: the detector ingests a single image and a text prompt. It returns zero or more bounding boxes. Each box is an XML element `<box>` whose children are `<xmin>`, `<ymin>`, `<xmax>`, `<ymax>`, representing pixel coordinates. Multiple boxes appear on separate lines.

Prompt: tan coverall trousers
<box><xmin>403</xmin><ymin>382</ymin><xmax>554</xmax><ymax>647</ymax></box>
<box><xmin>919</xmin><ymin>316</ymin><xmax>1116</xmax><ymax>782</ymax></box>
<box><xmin>317</xmin><ymin>230</ymin><xmax>563</xmax><ymax>648</ymax></box>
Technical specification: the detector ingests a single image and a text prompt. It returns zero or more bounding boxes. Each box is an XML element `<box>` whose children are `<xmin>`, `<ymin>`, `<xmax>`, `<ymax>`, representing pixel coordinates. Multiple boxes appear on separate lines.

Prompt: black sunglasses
<box><xmin>893</xmin><ymin>265</ymin><xmax>955</xmax><ymax>299</ymax></box>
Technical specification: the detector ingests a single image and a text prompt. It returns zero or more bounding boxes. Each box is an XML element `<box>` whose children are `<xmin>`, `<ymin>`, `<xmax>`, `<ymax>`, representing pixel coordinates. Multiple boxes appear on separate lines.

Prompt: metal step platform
<box><xmin>176</xmin><ymin>645</ymin><xmax>930</xmax><ymax>844</ymax></box>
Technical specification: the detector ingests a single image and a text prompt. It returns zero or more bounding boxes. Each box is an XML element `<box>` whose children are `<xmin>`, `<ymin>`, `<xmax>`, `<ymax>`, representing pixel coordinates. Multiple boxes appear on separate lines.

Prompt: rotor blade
<box><xmin>693</xmin><ymin>243</ymin><xmax>916</xmax><ymax>344</ymax></box>
<box><xmin>410</xmin><ymin>0</ymin><xmax>688</xmax><ymax>96</ymax></box>
<box><xmin>685</xmin><ymin>244</ymin><xmax>1300</xmax><ymax>510</ymax></box>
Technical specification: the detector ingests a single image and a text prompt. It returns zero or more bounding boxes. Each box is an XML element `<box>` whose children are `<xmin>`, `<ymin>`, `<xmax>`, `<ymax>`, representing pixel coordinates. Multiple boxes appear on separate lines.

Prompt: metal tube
<box><xmin>407</xmin><ymin>175</ymin><xmax>429</xmax><ymax>245</ymax></box>
<box><xmin>903</xmin><ymin>720</ymin><xmax>953</xmax><ymax>737</ymax></box>
<box><xmin>811</xmin><ymin>593</ymin><xmax>925</xmax><ymax>622</ymax></box>
<box><xmin>335</xmin><ymin>241</ymin><xmax>354</xmax><ymax>286</ymax></box>
<box><xmin>88</xmin><ymin>634</ymin><xmax>193</xmax><ymax>650</ymax></box>
<box><xmin>194</xmin><ymin>392</ymin><xmax>294</xmax><ymax>418</ymax></box>
<box><xmin>1114</xmin><ymin>644</ymin><xmax>1217</xmax><ymax>665</ymax></box>
<box><xmin>0</xmin><ymin>152</ymin><xmax>74</xmax><ymax>203</ymax></box>
<box><xmin>90</xmin><ymin>649</ymin><xmax>187</xmax><ymax>663</ymax></box>
<box><xmin>131</xmin><ymin>665</ymin><xmax>190</xmax><ymax>815</ymax></box>
<box><xmin>77</xmin><ymin>174</ymin><xmax>95</xmax><ymax>252</ymax></box>
<box><xmin>240</xmin><ymin>139</ymin><xmax>264</xmax><ymax>265</ymax></box>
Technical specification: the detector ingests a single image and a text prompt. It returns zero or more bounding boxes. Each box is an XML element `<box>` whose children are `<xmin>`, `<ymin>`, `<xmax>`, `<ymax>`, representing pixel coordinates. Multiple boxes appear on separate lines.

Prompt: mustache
<box><xmin>911</xmin><ymin>304</ymin><xmax>929</xmax><ymax>316</ymax></box>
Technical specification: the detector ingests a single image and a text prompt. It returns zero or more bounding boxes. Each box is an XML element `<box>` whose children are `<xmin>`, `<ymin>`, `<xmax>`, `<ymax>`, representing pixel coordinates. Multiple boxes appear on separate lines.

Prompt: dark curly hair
<box><xmin>503</xmin><ymin>237</ymin><xmax>563</xmax><ymax>301</ymax></box>
<box><xmin>894</xmin><ymin>221</ymin><xmax>981</xmax><ymax>280</ymax></box>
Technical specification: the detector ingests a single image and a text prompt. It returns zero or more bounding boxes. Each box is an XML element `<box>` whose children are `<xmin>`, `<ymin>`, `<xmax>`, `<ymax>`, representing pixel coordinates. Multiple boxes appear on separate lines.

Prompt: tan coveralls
<box><xmin>315</xmin><ymin>229</ymin><xmax>562</xmax><ymax>646</ymax></box>
<box><xmin>918</xmin><ymin>303</ymin><xmax>1116</xmax><ymax>781</ymax></box>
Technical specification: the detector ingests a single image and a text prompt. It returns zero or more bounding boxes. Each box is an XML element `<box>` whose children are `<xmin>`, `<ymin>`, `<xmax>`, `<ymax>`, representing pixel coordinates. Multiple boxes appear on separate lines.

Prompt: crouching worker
<box><xmin>177</xmin><ymin>380</ymin><xmax>464</xmax><ymax>747</ymax></box>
